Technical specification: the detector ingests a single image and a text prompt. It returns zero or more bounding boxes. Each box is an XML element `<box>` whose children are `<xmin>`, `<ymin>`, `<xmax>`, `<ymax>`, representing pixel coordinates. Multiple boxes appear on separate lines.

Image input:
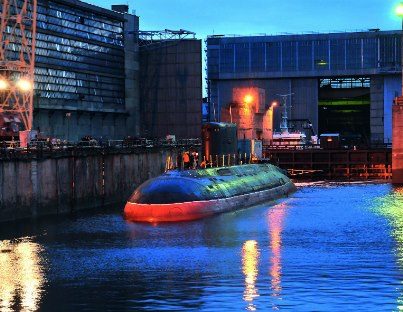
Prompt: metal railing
<box><xmin>0</xmin><ymin>138</ymin><xmax>202</xmax><ymax>160</ymax></box>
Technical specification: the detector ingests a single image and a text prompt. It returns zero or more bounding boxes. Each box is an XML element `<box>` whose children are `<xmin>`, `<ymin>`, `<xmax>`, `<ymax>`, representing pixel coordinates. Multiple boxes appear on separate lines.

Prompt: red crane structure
<box><xmin>0</xmin><ymin>0</ymin><xmax>37</xmax><ymax>131</ymax></box>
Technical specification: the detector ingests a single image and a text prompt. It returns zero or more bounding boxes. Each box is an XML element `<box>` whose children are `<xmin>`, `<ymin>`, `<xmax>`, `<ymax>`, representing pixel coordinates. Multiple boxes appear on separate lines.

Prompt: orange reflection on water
<box><xmin>242</xmin><ymin>240</ymin><xmax>260</xmax><ymax>311</ymax></box>
<box><xmin>0</xmin><ymin>239</ymin><xmax>46</xmax><ymax>312</ymax></box>
<box><xmin>268</xmin><ymin>203</ymin><xmax>287</xmax><ymax>305</ymax></box>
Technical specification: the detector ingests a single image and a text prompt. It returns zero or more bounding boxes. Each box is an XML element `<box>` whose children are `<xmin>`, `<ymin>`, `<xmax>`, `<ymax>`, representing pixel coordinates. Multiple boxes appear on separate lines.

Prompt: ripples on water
<box><xmin>0</xmin><ymin>182</ymin><xmax>402</xmax><ymax>311</ymax></box>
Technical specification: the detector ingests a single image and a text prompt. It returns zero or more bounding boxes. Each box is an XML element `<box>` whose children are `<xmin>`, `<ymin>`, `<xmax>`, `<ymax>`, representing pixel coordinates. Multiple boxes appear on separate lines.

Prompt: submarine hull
<box><xmin>124</xmin><ymin>164</ymin><xmax>296</xmax><ymax>222</ymax></box>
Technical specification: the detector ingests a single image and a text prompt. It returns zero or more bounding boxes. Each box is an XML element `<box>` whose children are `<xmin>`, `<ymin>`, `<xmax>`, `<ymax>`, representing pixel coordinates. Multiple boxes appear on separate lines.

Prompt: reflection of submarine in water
<box><xmin>124</xmin><ymin>163</ymin><xmax>296</xmax><ymax>222</ymax></box>
<box><xmin>124</xmin><ymin>122</ymin><xmax>296</xmax><ymax>222</ymax></box>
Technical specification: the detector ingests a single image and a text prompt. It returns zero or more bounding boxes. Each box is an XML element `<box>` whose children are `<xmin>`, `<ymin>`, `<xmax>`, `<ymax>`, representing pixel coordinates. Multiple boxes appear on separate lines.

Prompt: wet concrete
<box><xmin>0</xmin><ymin>148</ymin><xmax>178</xmax><ymax>222</ymax></box>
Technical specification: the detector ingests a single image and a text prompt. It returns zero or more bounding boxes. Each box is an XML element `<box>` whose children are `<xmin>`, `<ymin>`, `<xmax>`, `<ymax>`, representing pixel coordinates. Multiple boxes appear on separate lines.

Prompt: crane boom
<box><xmin>0</xmin><ymin>0</ymin><xmax>37</xmax><ymax>131</ymax></box>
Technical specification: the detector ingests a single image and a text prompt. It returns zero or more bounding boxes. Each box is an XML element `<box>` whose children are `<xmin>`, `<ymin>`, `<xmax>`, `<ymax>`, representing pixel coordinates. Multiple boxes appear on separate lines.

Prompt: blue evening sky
<box><xmin>89</xmin><ymin>0</ymin><xmax>401</xmax><ymax>96</ymax></box>
<box><xmin>90</xmin><ymin>0</ymin><xmax>399</xmax><ymax>37</ymax></box>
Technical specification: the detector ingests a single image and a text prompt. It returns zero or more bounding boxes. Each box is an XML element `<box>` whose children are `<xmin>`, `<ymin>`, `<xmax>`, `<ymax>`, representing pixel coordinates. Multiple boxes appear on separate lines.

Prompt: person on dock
<box><xmin>183</xmin><ymin>152</ymin><xmax>190</xmax><ymax>169</ymax></box>
<box><xmin>200</xmin><ymin>159</ymin><xmax>206</xmax><ymax>169</ymax></box>
<box><xmin>192</xmin><ymin>151</ymin><xmax>198</xmax><ymax>169</ymax></box>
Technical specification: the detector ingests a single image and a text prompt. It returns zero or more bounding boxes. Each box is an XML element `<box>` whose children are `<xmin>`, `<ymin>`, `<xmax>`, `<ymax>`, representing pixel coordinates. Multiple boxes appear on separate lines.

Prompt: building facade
<box><xmin>139</xmin><ymin>37</ymin><xmax>202</xmax><ymax>139</ymax></box>
<box><xmin>207</xmin><ymin>30</ymin><xmax>401</xmax><ymax>144</ymax></box>
<box><xmin>32</xmin><ymin>0</ymin><xmax>139</xmax><ymax>140</ymax></box>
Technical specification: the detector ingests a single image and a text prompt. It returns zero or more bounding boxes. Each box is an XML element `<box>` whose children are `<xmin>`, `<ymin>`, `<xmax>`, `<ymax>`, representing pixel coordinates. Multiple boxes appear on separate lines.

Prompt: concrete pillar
<box><xmin>392</xmin><ymin>96</ymin><xmax>403</xmax><ymax>184</ymax></box>
<box><xmin>124</xmin><ymin>13</ymin><xmax>140</xmax><ymax>136</ymax></box>
<box><xmin>370</xmin><ymin>77</ymin><xmax>384</xmax><ymax>144</ymax></box>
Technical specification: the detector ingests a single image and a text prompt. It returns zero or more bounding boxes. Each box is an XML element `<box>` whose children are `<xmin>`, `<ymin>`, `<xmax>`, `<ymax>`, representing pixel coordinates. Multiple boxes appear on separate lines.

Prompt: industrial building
<box><xmin>139</xmin><ymin>30</ymin><xmax>202</xmax><ymax>139</ymax></box>
<box><xmin>1</xmin><ymin>0</ymin><xmax>202</xmax><ymax>141</ymax></box>
<box><xmin>31</xmin><ymin>0</ymin><xmax>139</xmax><ymax>141</ymax></box>
<box><xmin>207</xmin><ymin>30</ymin><xmax>401</xmax><ymax>145</ymax></box>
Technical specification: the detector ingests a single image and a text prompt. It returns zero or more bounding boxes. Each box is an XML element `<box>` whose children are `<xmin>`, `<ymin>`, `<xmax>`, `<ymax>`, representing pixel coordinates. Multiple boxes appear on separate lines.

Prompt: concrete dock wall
<box><xmin>0</xmin><ymin>148</ymin><xmax>178</xmax><ymax>222</ymax></box>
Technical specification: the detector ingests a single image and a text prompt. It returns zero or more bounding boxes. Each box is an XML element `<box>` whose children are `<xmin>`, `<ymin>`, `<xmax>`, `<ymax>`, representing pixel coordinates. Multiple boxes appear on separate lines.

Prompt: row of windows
<box><xmin>35</xmin><ymin>83</ymin><xmax>123</xmax><ymax>98</ymax></box>
<box><xmin>36</xmin><ymin>12</ymin><xmax>122</xmax><ymax>38</ymax></box>
<box><xmin>35</xmin><ymin>47</ymin><xmax>122</xmax><ymax>68</ymax></box>
<box><xmin>35</xmin><ymin>68</ymin><xmax>124</xmax><ymax>86</ymax></box>
<box><xmin>6</xmin><ymin>42</ymin><xmax>124</xmax><ymax>68</ymax></box>
<box><xmin>210</xmin><ymin>36</ymin><xmax>401</xmax><ymax>73</ymax></box>
<box><xmin>38</xmin><ymin>90</ymin><xmax>124</xmax><ymax>105</ymax></box>
<box><xmin>37</xmin><ymin>19</ymin><xmax>123</xmax><ymax>46</ymax></box>
<box><xmin>35</xmin><ymin>78</ymin><xmax>123</xmax><ymax>93</ymax></box>
<box><xmin>40</xmin><ymin>5</ymin><xmax>123</xmax><ymax>33</ymax></box>
<box><xmin>4</xmin><ymin>49</ymin><xmax>124</xmax><ymax>77</ymax></box>
<box><xmin>5</xmin><ymin>27</ymin><xmax>124</xmax><ymax>62</ymax></box>
<box><xmin>35</xmin><ymin>74</ymin><xmax>123</xmax><ymax>90</ymax></box>
<box><xmin>320</xmin><ymin>77</ymin><xmax>371</xmax><ymax>88</ymax></box>
<box><xmin>10</xmin><ymin>2</ymin><xmax>124</xmax><ymax>43</ymax></box>
<box><xmin>36</xmin><ymin>56</ymin><xmax>123</xmax><ymax>77</ymax></box>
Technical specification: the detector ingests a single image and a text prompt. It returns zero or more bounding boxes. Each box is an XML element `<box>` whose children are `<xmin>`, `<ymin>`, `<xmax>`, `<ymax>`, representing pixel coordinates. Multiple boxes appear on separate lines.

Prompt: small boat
<box><xmin>124</xmin><ymin>163</ymin><xmax>296</xmax><ymax>222</ymax></box>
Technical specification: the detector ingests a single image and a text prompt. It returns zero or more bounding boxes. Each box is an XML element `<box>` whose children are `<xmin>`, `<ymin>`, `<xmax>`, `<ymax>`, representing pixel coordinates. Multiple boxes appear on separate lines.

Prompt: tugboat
<box><xmin>124</xmin><ymin>163</ymin><xmax>296</xmax><ymax>222</ymax></box>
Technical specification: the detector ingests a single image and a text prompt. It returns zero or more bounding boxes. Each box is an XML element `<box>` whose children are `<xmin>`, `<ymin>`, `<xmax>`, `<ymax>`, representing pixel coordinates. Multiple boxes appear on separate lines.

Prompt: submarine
<box><xmin>124</xmin><ymin>122</ymin><xmax>296</xmax><ymax>222</ymax></box>
<box><xmin>124</xmin><ymin>163</ymin><xmax>296</xmax><ymax>222</ymax></box>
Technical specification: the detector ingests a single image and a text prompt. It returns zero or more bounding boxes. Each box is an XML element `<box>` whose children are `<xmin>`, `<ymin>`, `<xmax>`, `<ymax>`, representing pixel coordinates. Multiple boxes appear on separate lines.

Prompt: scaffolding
<box><xmin>0</xmin><ymin>0</ymin><xmax>37</xmax><ymax>130</ymax></box>
<box><xmin>136</xmin><ymin>29</ymin><xmax>196</xmax><ymax>47</ymax></box>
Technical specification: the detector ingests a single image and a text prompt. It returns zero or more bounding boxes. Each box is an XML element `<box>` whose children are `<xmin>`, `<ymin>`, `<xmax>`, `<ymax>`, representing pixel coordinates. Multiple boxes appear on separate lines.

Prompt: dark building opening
<box><xmin>318</xmin><ymin>77</ymin><xmax>370</xmax><ymax>146</ymax></box>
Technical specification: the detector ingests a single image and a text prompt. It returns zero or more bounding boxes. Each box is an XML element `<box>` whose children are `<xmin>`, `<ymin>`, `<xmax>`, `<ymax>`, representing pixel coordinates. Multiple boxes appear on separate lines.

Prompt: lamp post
<box><xmin>271</xmin><ymin>100</ymin><xmax>277</xmax><ymax>132</ymax></box>
<box><xmin>396</xmin><ymin>2</ymin><xmax>403</xmax><ymax>95</ymax></box>
<box><xmin>65</xmin><ymin>112</ymin><xmax>71</xmax><ymax>141</ymax></box>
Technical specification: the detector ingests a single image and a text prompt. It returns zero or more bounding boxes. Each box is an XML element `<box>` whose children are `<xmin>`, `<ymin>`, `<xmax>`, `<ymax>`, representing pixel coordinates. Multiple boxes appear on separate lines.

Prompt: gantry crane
<box><xmin>0</xmin><ymin>0</ymin><xmax>37</xmax><ymax>131</ymax></box>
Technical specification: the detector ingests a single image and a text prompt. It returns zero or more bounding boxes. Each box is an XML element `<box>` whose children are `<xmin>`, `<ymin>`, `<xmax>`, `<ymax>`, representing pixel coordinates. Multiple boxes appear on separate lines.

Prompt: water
<box><xmin>0</xmin><ymin>182</ymin><xmax>402</xmax><ymax>311</ymax></box>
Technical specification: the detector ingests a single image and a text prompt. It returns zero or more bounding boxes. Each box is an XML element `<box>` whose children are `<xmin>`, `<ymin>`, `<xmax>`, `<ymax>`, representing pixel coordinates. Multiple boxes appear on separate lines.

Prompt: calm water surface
<box><xmin>1</xmin><ymin>182</ymin><xmax>403</xmax><ymax>311</ymax></box>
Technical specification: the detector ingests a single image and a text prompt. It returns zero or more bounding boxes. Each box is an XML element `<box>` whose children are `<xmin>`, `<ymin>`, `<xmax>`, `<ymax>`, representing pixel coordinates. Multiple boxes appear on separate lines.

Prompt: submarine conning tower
<box><xmin>202</xmin><ymin>122</ymin><xmax>238</xmax><ymax>163</ymax></box>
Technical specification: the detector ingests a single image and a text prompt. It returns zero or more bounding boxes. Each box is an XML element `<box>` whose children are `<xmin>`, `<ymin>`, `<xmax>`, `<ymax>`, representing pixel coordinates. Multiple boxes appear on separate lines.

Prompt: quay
<box><xmin>0</xmin><ymin>141</ymin><xmax>200</xmax><ymax>223</ymax></box>
<box><xmin>264</xmin><ymin>147</ymin><xmax>391</xmax><ymax>180</ymax></box>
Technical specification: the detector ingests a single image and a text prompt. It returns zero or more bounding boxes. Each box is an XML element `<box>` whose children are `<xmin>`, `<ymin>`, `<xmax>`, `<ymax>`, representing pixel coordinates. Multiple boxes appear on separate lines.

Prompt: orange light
<box><xmin>271</xmin><ymin>101</ymin><xmax>277</xmax><ymax>107</ymax></box>
<box><xmin>244</xmin><ymin>94</ymin><xmax>253</xmax><ymax>104</ymax></box>
<box><xmin>0</xmin><ymin>79</ymin><xmax>8</xmax><ymax>90</ymax></box>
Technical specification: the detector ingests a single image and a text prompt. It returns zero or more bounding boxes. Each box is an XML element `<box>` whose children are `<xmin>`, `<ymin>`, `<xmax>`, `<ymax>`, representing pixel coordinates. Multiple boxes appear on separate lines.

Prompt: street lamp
<box><xmin>270</xmin><ymin>101</ymin><xmax>278</xmax><ymax>141</ymax></box>
<box><xmin>396</xmin><ymin>2</ymin><xmax>403</xmax><ymax>95</ymax></box>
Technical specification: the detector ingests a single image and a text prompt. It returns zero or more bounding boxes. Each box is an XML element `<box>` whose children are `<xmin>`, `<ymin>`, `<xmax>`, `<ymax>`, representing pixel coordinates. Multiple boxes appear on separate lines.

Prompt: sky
<box><xmin>88</xmin><ymin>0</ymin><xmax>402</xmax><ymax>96</ymax></box>
<box><xmin>89</xmin><ymin>0</ymin><xmax>400</xmax><ymax>37</ymax></box>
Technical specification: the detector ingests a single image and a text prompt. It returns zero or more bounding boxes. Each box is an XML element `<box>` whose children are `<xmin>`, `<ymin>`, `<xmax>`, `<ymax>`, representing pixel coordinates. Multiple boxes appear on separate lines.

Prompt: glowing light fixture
<box><xmin>244</xmin><ymin>94</ymin><xmax>253</xmax><ymax>104</ymax></box>
<box><xmin>316</xmin><ymin>59</ymin><xmax>328</xmax><ymax>66</ymax></box>
<box><xmin>271</xmin><ymin>101</ymin><xmax>278</xmax><ymax>107</ymax></box>
<box><xmin>396</xmin><ymin>2</ymin><xmax>403</xmax><ymax>17</ymax></box>
<box><xmin>0</xmin><ymin>79</ymin><xmax>8</xmax><ymax>90</ymax></box>
<box><xmin>16</xmin><ymin>78</ymin><xmax>32</xmax><ymax>92</ymax></box>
